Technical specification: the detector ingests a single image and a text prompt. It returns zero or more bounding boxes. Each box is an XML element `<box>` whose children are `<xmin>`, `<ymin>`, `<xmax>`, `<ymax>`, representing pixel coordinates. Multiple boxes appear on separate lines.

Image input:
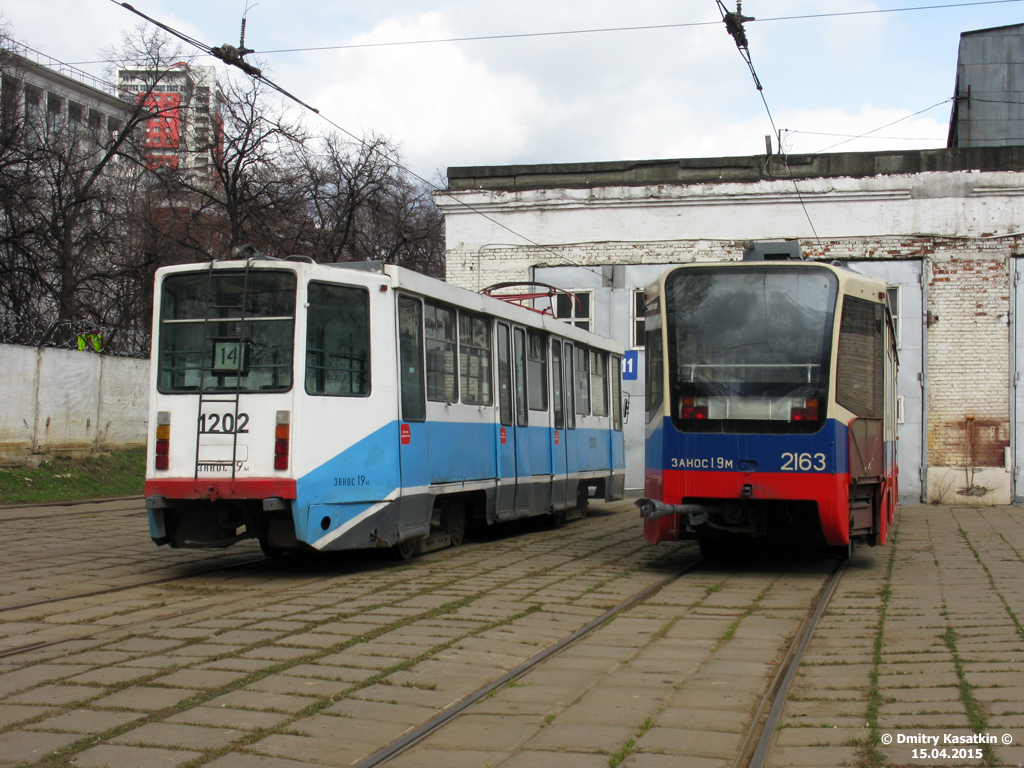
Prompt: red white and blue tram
<box><xmin>636</xmin><ymin>255</ymin><xmax>898</xmax><ymax>557</ymax></box>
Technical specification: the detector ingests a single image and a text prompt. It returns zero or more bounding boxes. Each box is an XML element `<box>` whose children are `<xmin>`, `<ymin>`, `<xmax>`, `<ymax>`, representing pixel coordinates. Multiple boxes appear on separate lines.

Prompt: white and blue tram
<box><xmin>144</xmin><ymin>256</ymin><xmax>626</xmax><ymax>558</ymax></box>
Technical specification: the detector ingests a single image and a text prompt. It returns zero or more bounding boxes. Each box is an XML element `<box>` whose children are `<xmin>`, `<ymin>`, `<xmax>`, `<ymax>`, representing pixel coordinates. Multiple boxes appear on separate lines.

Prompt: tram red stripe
<box><xmin>645</xmin><ymin>468</ymin><xmax>852</xmax><ymax>546</ymax></box>
<box><xmin>144</xmin><ymin>478</ymin><xmax>297</xmax><ymax>500</ymax></box>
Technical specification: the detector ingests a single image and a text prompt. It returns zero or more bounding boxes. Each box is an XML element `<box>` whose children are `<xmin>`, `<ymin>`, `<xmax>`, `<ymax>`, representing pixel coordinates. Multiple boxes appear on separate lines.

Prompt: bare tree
<box><xmin>0</xmin><ymin>26</ymin><xmax>191</xmax><ymax>353</ymax></box>
<box><xmin>0</xmin><ymin>23</ymin><xmax>446</xmax><ymax>357</ymax></box>
<box><xmin>290</xmin><ymin>130</ymin><xmax>444</xmax><ymax>275</ymax></box>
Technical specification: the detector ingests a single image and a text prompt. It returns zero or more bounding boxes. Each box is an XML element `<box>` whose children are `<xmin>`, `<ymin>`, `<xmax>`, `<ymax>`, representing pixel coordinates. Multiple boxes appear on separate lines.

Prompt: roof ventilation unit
<box><xmin>742</xmin><ymin>241</ymin><xmax>802</xmax><ymax>261</ymax></box>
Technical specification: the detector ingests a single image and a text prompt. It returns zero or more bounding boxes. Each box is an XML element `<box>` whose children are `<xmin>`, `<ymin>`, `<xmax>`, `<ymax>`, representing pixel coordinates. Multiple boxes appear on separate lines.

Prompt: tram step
<box><xmin>418</xmin><ymin>531</ymin><xmax>452</xmax><ymax>554</ymax></box>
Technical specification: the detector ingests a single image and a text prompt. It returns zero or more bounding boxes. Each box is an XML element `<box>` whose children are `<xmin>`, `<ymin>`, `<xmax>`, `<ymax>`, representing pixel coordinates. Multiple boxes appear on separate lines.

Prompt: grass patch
<box><xmin>0</xmin><ymin>448</ymin><xmax>146</xmax><ymax>505</ymax></box>
<box><xmin>859</xmin><ymin>527</ymin><xmax>899</xmax><ymax>768</ymax></box>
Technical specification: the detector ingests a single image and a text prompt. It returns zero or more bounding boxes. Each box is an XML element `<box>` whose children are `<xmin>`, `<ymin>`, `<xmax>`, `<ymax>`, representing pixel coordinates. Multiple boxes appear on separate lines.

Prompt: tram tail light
<box><xmin>155</xmin><ymin>411</ymin><xmax>170</xmax><ymax>470</ymax></box>
<box><xmin>791</xmin><ymin>399</ymin><xmax>819</xmax><ymax>421</ymax></box>
<box><xmin>274</xmin><ymin>410</ymin><xmax>290</xmax><ymax>470</ymax></box>
<box><xmin>680</xmin><ymin>397</ymin><xmax>708</xmax><ymax>420</ymax></box>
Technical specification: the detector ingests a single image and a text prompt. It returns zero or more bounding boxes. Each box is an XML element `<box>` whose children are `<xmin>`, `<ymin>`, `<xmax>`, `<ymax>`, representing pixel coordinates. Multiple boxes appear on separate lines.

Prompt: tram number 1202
<box><xmin>199</xmin><ymin>412</ymin><xmax>250</xmax><ymax>434</ymax></box>
<box><xmin>780</xmin><ymin>452</ymin><xmax>826</xmax><ymax>472</ymax></box>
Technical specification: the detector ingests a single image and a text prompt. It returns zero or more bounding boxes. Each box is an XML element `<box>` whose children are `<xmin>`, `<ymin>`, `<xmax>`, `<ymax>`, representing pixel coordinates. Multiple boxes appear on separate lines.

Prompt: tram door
<box><xmin>397</xmin><ymin>295</ymin><xmax>428</xmax><ymax>498</ymax></box>
<box><xmin>495</xmin><ymin>323</ymin><xmax>517</xmax><ymax>518</ymax></box>
<box><xmin>514</xmin><ymin>326</ymin><xmax>551</xmax><ymax>513</ymax></box>
<box><xmin>550</xmin><ymin>339</ymin><xmax>570</xmax><ymax>508</ymax></box>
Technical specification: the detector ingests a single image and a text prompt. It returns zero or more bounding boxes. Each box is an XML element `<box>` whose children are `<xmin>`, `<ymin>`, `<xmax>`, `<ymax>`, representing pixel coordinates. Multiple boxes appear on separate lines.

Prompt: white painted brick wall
<box><xmin>438</xmin><ymin>169</ymin><xmax>1024</xmax><ymax>501</ymax></box>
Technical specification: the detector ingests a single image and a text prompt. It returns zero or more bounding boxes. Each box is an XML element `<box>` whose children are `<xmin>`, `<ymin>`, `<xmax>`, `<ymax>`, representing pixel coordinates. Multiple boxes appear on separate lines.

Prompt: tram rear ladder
<box><xmin>193</xmin><ymin>259</ymin><xmax>252</xmax><ymax>483</ymax></box>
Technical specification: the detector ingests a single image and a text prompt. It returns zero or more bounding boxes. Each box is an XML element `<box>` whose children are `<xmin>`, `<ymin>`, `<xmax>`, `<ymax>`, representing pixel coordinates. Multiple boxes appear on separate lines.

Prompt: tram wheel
<box><xmin>390</xmin><ymin>538</ymin><xmax>419</xmax><ymax>561</ymax></box>
<box><xmin>447</xmin><ymin>498</ymin><xmax>467</xmax><ymax>546</ymax></box>
<box><xmin>576</xmin><ymin>486</ymin><xmax>590</xmax><ymax>518</ymax></box>
<box><xmin>834</xmin><ymin>539</ymin><xmax>857</xmax><ymax>560</ymax></box>
<box><xmin>551</xmin><ymin>507</ymin><xmax>568</xmax><ymax>527</ymax></box>
<box><xmin>698</xmin><ymin>539</ymin><xmax>726</xmax><ymax>559</ymax></box>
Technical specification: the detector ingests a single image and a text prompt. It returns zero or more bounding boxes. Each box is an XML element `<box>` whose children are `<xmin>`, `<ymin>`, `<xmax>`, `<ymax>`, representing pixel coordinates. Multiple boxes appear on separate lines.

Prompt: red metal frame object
<box><xmin>479</xmin><ymin>282</ymin><xmax>582</xmax><ymax>318</ymax></box>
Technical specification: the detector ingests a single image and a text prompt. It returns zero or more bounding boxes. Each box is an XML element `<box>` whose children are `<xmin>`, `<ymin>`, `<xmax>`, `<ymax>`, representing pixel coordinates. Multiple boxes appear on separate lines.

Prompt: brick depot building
<box><xmin>435</xmin><ymin>146</ymin><xmax>1024</xmax><ymax>505</ymax></box>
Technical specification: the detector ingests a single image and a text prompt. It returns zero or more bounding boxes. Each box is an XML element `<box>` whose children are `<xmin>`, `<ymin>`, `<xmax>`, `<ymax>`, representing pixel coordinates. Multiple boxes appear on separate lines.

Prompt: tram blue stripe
<box><xmin>297</xmin><ymin>421</ymin><xmax>620</xmax><ymax>505</ymax></box>
<box><xmin>653</xmin><ymin>417</ymin><xmax>851</xmax><ymax>474</ymax></box>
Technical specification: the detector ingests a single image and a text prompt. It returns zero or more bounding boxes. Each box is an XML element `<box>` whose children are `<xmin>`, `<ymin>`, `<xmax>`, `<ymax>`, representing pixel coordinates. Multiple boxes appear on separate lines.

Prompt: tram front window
<box><xmin>664</xmin><ymin>266</ymin><xmax>838</xmax><ymax>434</ymax></box>
<box><xmin>158</xmin><ymin>270</ymin><xmax>296</xmax><ymax>393</ymax></box>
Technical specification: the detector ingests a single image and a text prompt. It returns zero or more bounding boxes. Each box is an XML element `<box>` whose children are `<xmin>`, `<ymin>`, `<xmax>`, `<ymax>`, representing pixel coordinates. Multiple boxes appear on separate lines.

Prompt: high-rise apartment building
<box><xmin>117</xmin><ymin>63</ymin><xmax>224</xmax><ymax>172</ymax></box>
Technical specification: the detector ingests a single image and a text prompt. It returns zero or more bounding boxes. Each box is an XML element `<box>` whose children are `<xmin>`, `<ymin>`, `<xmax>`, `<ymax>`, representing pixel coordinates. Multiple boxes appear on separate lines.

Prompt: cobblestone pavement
<box><xmin>766</xmin><ymin>505</ymin><xmax>1024</xmax><ymax>768</ymax></box>
<box><xmin>1</xmin><ymin>501</ymin><xmax>1022</xmax><ymax>768</ymax></box>
<box><xmin>0</xmin><ymin>500</ymin><xmax>262</xmax><ymax>610</ymax></box>
<box><xmin>0</xmin><ymin>498</ymin><xmax>694</xmax><ymax>768</ymax></box>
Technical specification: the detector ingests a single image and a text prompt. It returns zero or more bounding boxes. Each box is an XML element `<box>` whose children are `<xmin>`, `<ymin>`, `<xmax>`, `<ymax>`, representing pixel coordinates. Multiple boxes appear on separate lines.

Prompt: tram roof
<box><xmin>155</xmin><ymin>258</ymin><xmax>625</xmax><ymax>354</ymax></box>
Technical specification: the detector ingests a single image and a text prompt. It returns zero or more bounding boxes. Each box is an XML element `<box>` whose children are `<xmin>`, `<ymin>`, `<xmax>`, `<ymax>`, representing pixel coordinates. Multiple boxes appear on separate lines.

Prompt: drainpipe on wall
<box><xmin>920</xmin><ymin>259</ymin><xmax>930</xmax><ymax>504</ymax></box>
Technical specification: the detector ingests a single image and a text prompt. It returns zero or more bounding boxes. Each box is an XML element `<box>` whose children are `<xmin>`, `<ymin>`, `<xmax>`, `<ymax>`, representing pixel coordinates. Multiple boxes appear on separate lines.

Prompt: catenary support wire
<box><xmin>110</xmin><ymin>1</ymin><xmax>608</xmax><ymax>280</ymax></box>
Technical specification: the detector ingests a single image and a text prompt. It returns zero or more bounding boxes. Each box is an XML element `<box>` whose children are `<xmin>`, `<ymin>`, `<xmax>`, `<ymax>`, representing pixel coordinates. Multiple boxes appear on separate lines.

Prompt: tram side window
<box><xmin>398</xmin><ymin>296</ymin><xmax>426</xmax><ymax>422</ymax></box>
<box><xmin>836</xmin><ymin>297</ymin><xmax>884</xmax><ymax>418</ymax></box>
<box><xmin>527</xmin><ymin>331</ymin><xmax>548</xmax><ymax>411</ymax></box>
<box><xmin>425</xmin><ymin>302</ymin><xmax>457</xmax><ymax>403</ymax></box>
<box><xmin>575</xmin><ymin>345</ymin><xmax>591</xmax><ymax>415</ymax></box>
<box><xmin>591</xmin><ymin>350</ymin><xmax>608</xmax><ymax>417</ymax></box>
<box><xmin>305</xmin><ymin>283</ymin><xmax>369</xmax><ymax>397</ymax></box>
<box><xmin>646</xmin><ymin>321</ymin><xmax>663</xmax><ymax>424</ymax></box>
<box><xmin>459</xmin><ymin>313</ymin><xmax>492</xmax><ymax>405</ymax></box>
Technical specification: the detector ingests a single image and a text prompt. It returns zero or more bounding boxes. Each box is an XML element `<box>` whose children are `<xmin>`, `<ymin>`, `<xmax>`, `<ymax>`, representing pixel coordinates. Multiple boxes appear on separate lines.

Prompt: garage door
<box><xmin>848</xmin><ymin>259</ymin><xmax>925</xmax><ymax>502</ymax></box>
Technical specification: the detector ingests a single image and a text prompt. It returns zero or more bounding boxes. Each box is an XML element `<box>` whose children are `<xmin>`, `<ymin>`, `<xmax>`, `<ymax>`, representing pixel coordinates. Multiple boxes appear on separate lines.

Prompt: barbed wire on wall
<box><xmin>0</xmin><ymin>316</ymin><xmax>151</xmax><ymax>359</ymax></box>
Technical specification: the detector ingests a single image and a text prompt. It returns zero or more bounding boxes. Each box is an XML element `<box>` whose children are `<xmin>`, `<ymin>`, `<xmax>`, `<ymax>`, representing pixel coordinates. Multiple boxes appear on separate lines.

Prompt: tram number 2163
<box><xmin>780</xmin><ymin>452</ymin><xmax>826</xmax><ymax>472</ymax></box>
<box><xmin>199</xmin><ymin>412</ymin><xmax>250</xmax><ymax>434</ymax></box>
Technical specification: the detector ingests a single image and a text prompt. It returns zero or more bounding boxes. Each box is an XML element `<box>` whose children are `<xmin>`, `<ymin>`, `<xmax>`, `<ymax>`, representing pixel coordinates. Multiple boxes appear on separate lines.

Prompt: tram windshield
<box><xmin>157</xmin><ymin>270</ymin><xmax>296</xmax><ymax>393</ymax></box>
<box><xmin>664</xmin><ymin>265</ymin><xmax>838</xmax><ymax>434</ymax></box>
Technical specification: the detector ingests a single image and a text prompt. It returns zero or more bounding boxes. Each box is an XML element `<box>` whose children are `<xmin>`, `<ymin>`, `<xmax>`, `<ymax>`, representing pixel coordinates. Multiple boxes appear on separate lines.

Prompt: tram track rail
<box><xmin>0</xmin><ymin>555</ymin><xmax>270</xmax><ymax>614</ymax></box>
<box><xmin>351</xmin><ymin>557</ymin><xmax>706</xmax><ymax>768</ymax></box>
<box><xmin>0</xmin><ymin>504</ymin><xmax>854</xmax><ymax>768</ymax></box>
<box><xmin>736</xmin><ymin>555</ymin><xmax>849</xmax><ymax>768</ymax></box>
<box><xmin>345</xmin><ymin>551</ymin><xmax>849</xmax><ymax>768</ymax></box>
<box><xmin>0</xmin><ymin>516</ymin><xmax>649</xmax><ymax>664</ymax></box>
<box><xmin>0</xmin><ymin>495</ymin><xmax>143</xmax><ymax>513</ymax></box>
<box><xmin>0</xmin><ymin>604</ymin><xmax>215</xmax><ymax>660</ymax></box>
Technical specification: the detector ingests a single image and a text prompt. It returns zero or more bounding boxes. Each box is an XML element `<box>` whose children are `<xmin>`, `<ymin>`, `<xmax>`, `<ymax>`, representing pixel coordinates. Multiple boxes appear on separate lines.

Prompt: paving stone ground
<box><xmin>766</xmin><ymin>505</ymin><xmax>1024</xmax><ymax>768</ymax></box>
<box><xmin>2</xmin><ymin>501</ymin><xmax>1024</xmax><ymax>768</ymax></box>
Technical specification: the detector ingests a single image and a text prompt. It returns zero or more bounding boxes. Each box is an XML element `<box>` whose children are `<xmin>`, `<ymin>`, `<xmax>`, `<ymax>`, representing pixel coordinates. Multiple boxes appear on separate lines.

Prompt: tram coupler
<box><xmin>635</xmin><ymin>499</ymin><xmax>709</xmax><ymax>526</ymax></box>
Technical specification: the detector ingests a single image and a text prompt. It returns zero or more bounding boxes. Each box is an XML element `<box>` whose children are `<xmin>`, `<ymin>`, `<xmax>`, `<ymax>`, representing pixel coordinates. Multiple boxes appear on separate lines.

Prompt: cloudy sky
<box><xmin>3</xmin><ymin>1</ymin><xmax>1021</xmax><ymax>181</ymax></box>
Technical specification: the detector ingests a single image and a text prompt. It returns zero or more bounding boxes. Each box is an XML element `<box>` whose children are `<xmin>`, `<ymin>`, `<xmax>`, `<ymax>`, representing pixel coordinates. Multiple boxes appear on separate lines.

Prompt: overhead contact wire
<box><xmin>110</xmin><ymin>1</ymin><xmax>606</xmax><ymax>279</ymax></box>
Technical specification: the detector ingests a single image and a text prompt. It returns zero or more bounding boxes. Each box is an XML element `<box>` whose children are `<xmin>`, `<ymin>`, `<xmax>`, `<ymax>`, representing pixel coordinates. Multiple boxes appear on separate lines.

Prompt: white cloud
<box><xmin>0</xmin><ymin>0</ymin><xmax>1010</xmax><ymax>180</ymax></box>
<box><xmin>312</xmin><ymin>12</ymin><xmax>545</xmax><ymax>177</ymax></box>
<box><xmin>777</xmin><ymin>105</ymin><xmax>950</xmax><ymax>155</ymax></box>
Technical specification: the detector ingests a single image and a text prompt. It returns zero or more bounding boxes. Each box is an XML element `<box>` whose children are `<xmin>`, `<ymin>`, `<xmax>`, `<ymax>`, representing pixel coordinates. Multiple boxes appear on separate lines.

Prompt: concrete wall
<box><xmin>436</xmin><ymin>149</ymin><xmax>1024</xmax><ymax>505</ymax></box>
<box><xmin>0</xmin><ymin>344</ymin><xmax>149</xmax><ymax>466</ymax></box>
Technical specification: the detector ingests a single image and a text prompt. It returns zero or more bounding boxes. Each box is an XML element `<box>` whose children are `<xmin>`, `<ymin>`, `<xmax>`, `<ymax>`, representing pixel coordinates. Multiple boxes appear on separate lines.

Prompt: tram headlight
<box><xmin>155</xmin><ymin>411</ymin><xmax>170</xmax><ymax>470</ymax></box>
<box><xmin>274</xmin><ymin>410</ymin><xmax>290</xmax><ymax>470</ymax></box>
